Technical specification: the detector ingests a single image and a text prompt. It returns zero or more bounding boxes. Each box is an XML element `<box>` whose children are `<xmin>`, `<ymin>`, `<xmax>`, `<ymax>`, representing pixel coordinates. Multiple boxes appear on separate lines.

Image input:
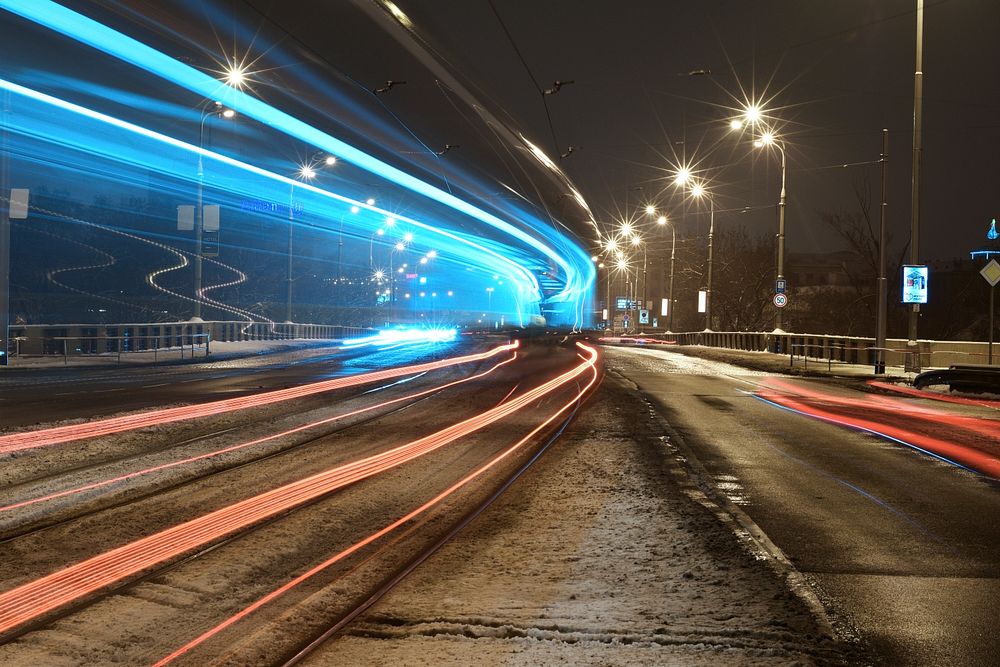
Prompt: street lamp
<box><xmin>754</xmin><ymin>131</ymin><xmax>788</xmax><ymax>333</ymax></box>
<box><xmin>689</xmin><ymin>182</ymin><xmax>715</xmax><ymax>331</ymax></box>
<box><xmin>286</xmin><ymin>152</ymin><xmax>337</xmax><ymax>324</ymax></box>
<box><xmin>193</xmin><ymin>100</ymin><xmax>236</xmax><ymax>320</ymax></box>
<box><xmin>658</xmin><ymin>215</ymin><xmax>677</xmax><ymax>333</ymax></box>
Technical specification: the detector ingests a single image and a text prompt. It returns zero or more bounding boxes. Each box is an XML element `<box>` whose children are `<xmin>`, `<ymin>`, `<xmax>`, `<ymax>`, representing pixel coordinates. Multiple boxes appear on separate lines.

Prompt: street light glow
<box><xmin>395</xmin><ymin>242</ymin><xmax>405</xmax><ymax>251</ymax></box>
<box><xmin>385</xmin><ymin>216</ymin><xmax>396</xmax><ymax>227</ymax></box>
<box><xmin>744</xmin><ymin>104</ymin><xmax>762</xmax><ymax>123</ymax></box>
<box><xmin>657</xmin><ymin>215</ymin><xmax>667</xmax><ymax>225</ymax></box>
<box><xmin>376</xmin><ymin>228</ymin><xmax>385</xmax><ymax>236</ymax></box>
<box><xmin>366</xmin><ymin>198</ymin><xmax>376</xmax><ymax>206</ymax></box>
<box><xmin>221</xmin><ymin>108</ymin><xmax>236</xmax><ymax>119</ymax></box>
<box><xmin>298</xmin><ymin>165</ymin><xmax>316</xmax><ymax>179</ymax></box>
<box><xmin>757</xmin><ymin>131</ymin><xmax>776</xmax><ymax>146</ymax></box>
<box><xmin>403</xmin><ymin>231</ymin><xmax>414</xmax><ymax>242</ymax></box>
<box><xmin>621</xmin><ymin>222</ymin><xmax>634</xmax><ymax>237</ymax></box>
<box><xmin>224</xmin><ymin>64</ymin><xmax>247</xmax><ymax>88</ymax></box>
<box><xmin>324</xmin><ymin>155</ymin><xmax>337</xmax><ymax>166</ymax></box>
<box><xmin>616</xmin><ymin>258</ymin><xmax>628</xmax><ymax>270</ymax></box>
<box><xmin>729</xmin><ymin>118</ymin><xmax>743</xmax><ymax>130</ymax></box>
<box><xmin>674</xmin><ymin>168</ymin><xmax>690</xmax><ymax>185</ymax></box>
<box><xmin>645</xmin><ymin>205</ymin><xmax>656</xmax><ymax>215</ymax></box>
<box><xmin>631</xmin><ymin>235</ymin><xmax>642</xmax><ymax>246</ymax></box>
<box><xmin>373</xmin><ymin>270</ymin><xmax>385</xmax><ymax>281</ymax></box>
<box><xmin>426</xmin><ymin>249</ymin><xmax>437</xmax><ymax>258</ymax></box>
<box><xmin>691</xmin><ymin>183</ymin><xmax>706</xmax><ymax>198</ymax></box>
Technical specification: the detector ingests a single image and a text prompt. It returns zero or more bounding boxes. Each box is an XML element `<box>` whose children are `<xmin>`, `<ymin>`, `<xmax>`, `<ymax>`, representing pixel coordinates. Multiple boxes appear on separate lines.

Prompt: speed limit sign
<box><xmin>773</xmin><ymin>293</ymin><xmax>788</xmax><ymax>308</ymax></box>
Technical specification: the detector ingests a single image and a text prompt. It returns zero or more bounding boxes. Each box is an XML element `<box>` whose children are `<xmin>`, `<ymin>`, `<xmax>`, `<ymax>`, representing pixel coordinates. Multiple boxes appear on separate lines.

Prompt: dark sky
<box><xmin>62</xmin><ymin>0</ymin><xmax>1000</xmax><ymax>265</ymax></box>
<box><xmin>388</xmin><ymin>0</ymin><xmax>1000</xmax><ymax>262</ymax></box>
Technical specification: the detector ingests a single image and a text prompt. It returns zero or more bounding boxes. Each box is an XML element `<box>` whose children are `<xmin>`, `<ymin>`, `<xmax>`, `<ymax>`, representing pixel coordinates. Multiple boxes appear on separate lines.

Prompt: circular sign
<box><xmin>773</xmin><ymin>293</ymin><xmax>788</xmax><ymax>308</ymax></box>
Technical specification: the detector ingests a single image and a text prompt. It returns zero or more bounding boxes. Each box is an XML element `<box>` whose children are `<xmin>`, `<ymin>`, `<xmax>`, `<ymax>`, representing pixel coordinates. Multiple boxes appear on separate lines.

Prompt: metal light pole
<box><xmin>875</xmin><ymin>129</ymin><xmax>889</xmax><ymax>374</ymax></box>
<box><xmin>668</xmin><ymin>224</ymin><xmax>677</xmax><ymax>333</ymax></box>
<box><xmin>705</xmin><ymin>198</ymin><xmax>715</xmax><ymax>331</ymax></box>
<box><xmin>755</xmin><ymin>134</ymin><xmax>788</xmax><ymax>332</ymax></box>
<box><xmin>0</xmin><ymin>90</ymin><xmax>10</xmax><ymax>365</ymax></box>
<box><xmin>774</xmin><ymin>142</ymin><xmax>788</xmax><ymax>333</ymax></box>
<box><xmin>192</xmin><ymin>102</ymin><xmax>234</xmax><ymax>321</ymax></box>
<box><xmin>285</xmin><ymin>182</ymin><xmax>295</xmax><ymax>323</ymax></box>
<box><xmin>907</xmin><ymin>0</ymin><xmax>924</xmax><ymax>369</ymax></box>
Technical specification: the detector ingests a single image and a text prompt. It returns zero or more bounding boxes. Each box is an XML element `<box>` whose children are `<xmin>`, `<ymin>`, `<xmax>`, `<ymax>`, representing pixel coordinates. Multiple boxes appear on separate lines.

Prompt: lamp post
<box><xmin>690</xmin><ymin>183</ymin><xmax>714</xmax><ymax>331</ymax></box>
<box><xmin>193</xmin><ymin>101</ymin><xmax>235</xmax><ymax>321</ymax></box>
<box><xmin>907</xmin><ymin>0</ymin><xmax>925</xmax><ymax>369</ymax></box>
<box><xmin>286</xmin><ymin>155</ymin><xmax>336</xmax><ymax>324</ymax></box>
<box><xmin>754</xmin><ymin>132</ymin><xmax>788</xmax><ymax>332</ymax></box>
<box><xmin>658</xmin><ymin>215</ymin><xmax>677</xmax><ymax>333</ymax></box>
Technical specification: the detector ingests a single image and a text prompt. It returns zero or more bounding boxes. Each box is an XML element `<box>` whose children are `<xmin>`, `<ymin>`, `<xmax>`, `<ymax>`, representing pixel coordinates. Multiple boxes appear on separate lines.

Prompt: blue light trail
<box><xmin>0</xmin><ymin>0</ymin><xmax>596</xmax><ymax>328</ymax></box>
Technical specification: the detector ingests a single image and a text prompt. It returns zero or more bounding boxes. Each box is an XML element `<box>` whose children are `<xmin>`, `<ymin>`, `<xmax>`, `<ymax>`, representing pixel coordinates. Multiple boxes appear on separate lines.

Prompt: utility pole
<box><xmin>907</xmin><ymin>0</ymin><xmax>924</xmax><ymax>370</ymax></box>
<box><xmin>705</xmin><ymin>201</ymin><xmax>714</xmax><ymax>331</ymax></box>
<box><xmin>875</xmin><ymin>129</ymin><xmax>889</xmax><ymax>374</ymax></box>
<box><xmin>0</xmin><ymin>90</ymin><xmax>9</xmax><ymax>365</ymax></box>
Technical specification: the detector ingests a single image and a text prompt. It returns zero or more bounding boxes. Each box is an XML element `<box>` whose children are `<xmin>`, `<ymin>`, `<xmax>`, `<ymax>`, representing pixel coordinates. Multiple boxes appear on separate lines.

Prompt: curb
<box><xmin>607</xmin><ymin>369</ymin><xmax>838</xmax><ymax>639</ymax></box>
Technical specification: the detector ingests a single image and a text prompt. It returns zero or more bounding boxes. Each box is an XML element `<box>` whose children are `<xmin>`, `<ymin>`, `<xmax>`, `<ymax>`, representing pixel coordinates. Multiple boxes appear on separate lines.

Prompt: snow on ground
<box><xmin>303</xmin><ymin>372</ymin><xmax>857</xmax><ymax>666</ymax></box>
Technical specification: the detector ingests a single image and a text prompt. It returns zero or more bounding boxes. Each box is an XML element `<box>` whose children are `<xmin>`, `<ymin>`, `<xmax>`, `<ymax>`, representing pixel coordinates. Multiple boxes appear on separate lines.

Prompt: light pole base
<box><xmin>771</xmin><ymin>327</ymin><xmax>786</xmax><ymax>334</ymax></box>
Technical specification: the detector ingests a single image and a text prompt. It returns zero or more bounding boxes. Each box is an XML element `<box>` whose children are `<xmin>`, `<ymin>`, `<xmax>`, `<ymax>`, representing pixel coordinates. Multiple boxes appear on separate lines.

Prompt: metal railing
<box><xmin>50</xmin><ymin>334</ymin><xmax>211</xmax><ymax>365</ymax></box>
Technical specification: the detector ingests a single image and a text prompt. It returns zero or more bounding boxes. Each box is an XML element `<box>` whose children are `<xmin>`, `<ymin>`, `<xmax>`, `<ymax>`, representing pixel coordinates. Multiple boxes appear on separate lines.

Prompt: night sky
<box><xmin>364</xmin><ymin>0</ymin><xmax>1000</xmax><ymax>262</ymax></box>
<box><xmin>26</xmin><ymin>0</ymin><xmax>1000</xmax><ymax>272</ymax></box>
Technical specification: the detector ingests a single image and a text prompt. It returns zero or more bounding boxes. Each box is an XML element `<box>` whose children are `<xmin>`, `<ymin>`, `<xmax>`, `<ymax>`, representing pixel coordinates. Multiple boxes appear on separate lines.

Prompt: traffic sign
<box><xmin>981</xmin><ymin>259</ymin><xmax>1000</xmax><ymax>287</ymax></box>
<box><xmin>773</xmin><ymin>293</ymin><xmax>788</xmax><ymax>308</ymax></box>
<box><xmin>775</xmin><ymin>279</ymin><xmax>787</xmax><ymax>294</ymax></box>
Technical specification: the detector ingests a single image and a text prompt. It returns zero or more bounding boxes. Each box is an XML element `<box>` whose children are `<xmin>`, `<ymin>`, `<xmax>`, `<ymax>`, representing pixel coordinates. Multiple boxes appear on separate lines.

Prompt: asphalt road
<box><xmin>606</xmin><ymin>346</ymin><xmax>1000</xmax><ymax>666</ymax></box>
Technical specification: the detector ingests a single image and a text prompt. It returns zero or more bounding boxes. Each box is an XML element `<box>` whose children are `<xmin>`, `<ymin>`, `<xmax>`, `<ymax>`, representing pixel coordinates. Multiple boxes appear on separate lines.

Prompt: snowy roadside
<box><xmin>304</xmin><ymin>372</ymin><xmax>859</xmax><ymax>666</ymax></box>
<box><xmin>607</xmin><ymin>341</ymin><xmax>913</xmax><ymax>382</ymax></box>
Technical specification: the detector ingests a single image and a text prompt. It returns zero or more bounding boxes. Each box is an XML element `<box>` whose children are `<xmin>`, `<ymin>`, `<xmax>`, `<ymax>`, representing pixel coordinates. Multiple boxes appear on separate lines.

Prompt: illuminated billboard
<box><xmin>901</xmin><ymin>265</ymin><xmax>928</xmax><ymax>304</ymax></box>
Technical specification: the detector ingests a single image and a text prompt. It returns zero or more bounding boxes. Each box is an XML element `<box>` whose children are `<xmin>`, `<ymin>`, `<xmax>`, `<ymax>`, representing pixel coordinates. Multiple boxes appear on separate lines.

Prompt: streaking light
<box><xmin>340</xmin><ymin>327</ymin><xmax>457</xmax><ymax>349</ymax></box>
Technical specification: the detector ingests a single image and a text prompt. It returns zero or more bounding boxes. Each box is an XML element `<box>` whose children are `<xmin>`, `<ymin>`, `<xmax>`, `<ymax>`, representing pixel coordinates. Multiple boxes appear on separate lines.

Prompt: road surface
<box><xmin>606</xmin><ymin>345</ymin><xmax>1000</xmax><ymax>666</ymax></box>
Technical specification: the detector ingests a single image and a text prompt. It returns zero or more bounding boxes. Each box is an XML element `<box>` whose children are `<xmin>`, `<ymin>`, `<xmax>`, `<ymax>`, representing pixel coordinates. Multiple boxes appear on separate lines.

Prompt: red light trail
<box><xmin>152</xmin><ymin>342</ymin><xmax>599</xmax><ymax>666</ymax></box>
<box><xmin>0</xmin><ymin>352</ymin><xmax>518</xmax><ymax>516</ymax></box>
<box><xmin>757</xmin><ymin>378</ymin><xmax>1000</xmax><ymax>479</ymax></box>
<box><xmin>867</xmin><ymin>380</ymin><xmax>1000</xmax><ymax>410</ymax></box>
<box><xmin>0</xmin><ymin>342</ymin><xmax>518</xmax><ymax>455</ymax></box>
<box><xmin>0</xmin><ymin>344</ymin><xmax>598</xmax><ymax>637</ymax></box>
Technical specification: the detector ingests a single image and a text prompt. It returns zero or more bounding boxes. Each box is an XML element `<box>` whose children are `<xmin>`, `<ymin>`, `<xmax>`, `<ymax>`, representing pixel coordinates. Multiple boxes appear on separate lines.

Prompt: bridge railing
<box><xmin>3</xmin><ymin>320</ymin><xmax>375</xmax><ymax>363</ymax></box>
<box><xmin>651</xmin><ymin>331</ymin><xmax>996</xmax><ymax>370</ymax></box>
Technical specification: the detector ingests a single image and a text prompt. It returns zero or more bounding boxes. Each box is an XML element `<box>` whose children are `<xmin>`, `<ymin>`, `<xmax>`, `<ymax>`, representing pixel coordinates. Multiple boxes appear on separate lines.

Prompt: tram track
<box><xmin>0</xmin><ymin>342</ymin><xmax>597</xmax><ymax>665</ymax></box>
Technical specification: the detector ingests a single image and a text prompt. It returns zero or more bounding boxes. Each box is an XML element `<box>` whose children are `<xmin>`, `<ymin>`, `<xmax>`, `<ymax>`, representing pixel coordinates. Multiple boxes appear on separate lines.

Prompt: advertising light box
<box><xmin>902</xmin><ymin>265</ymin><xmax>928</xmax><ymax>304</ymax></box>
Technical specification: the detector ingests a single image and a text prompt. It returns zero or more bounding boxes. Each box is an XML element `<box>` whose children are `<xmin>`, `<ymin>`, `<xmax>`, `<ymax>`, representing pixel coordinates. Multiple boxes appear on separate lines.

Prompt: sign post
<box><xmin>980</xmin><ymin>259</ymin><xmax>1000</xmax><ymax>364</ymax></box>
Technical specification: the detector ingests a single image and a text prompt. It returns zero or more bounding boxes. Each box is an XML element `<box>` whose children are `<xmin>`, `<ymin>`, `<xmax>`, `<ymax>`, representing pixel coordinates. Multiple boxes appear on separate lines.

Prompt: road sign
<box><xmin>775</xmin><ymin>279</ymin><xmax>787</xmax><ymax>294</ymax></box>
<box><xmin>639</xmin><ymin>309</ymin><xmax>649</xmax><ymax>324</ymax></box>
<box><xmin>981</xmin><ymin>259</ymin><xmax>1000</xmax><ymax>286</ymax></box>
<box><xmin>773</xmin><ymin>293</ymin><xmax>788</xmax><ymax>308</ymax></box>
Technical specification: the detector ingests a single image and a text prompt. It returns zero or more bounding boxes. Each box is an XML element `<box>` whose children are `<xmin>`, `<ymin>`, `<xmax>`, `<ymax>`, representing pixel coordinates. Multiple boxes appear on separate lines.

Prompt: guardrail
<box><xmin>2</xmin><ymin>320</ymin><xmax>375</xmax><ymax>366</ymax></box>
<box><xmin>50</xmin><ymin>334</ymin><xmax>211</xmax><ymax>365</ymax></box>
<box><xmin>644</xmin><ymin>330</ymin><xmax>998</xmax><ymax>372</ymax></box>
